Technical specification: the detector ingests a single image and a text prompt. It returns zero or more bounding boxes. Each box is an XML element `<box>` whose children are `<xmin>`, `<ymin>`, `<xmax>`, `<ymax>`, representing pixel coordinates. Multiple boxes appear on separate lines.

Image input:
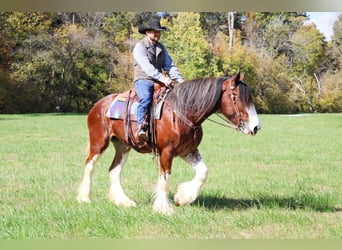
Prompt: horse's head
<box><xmin>220</xmin><ymin>73</ymin><xmax>261</xmax><ymax>135</ymax></box>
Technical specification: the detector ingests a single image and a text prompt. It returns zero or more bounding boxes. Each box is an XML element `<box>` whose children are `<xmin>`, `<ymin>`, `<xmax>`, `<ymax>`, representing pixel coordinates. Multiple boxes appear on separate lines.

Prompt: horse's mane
<box><xmin>238</xmin><ymin>80</ymin><xmax>253</xmax><ymax>107</ymax></box>
<box><xmin>165</xmin><ymin>77</ymin><xmax>253</xmax><ymax>124</ymax></box>
<box><xmin>166</xmin><ymin>77</ymin><xmax>226</xmax><ymax>124</ymax></box>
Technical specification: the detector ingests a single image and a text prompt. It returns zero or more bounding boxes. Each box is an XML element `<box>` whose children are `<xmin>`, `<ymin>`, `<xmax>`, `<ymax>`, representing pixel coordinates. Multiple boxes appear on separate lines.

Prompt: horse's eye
<box><xmin>231</xmin><ymin>94</ymin><xmax>236</xmax><ymax>102</ymax></box>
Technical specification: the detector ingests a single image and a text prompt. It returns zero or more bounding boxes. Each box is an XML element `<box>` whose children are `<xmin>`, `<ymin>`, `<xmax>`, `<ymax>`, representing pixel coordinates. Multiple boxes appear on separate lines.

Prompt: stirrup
<box><xmin>136</xmin><ymin>126</ymin><xmax>148</xmax><ymax>142</ymax></box>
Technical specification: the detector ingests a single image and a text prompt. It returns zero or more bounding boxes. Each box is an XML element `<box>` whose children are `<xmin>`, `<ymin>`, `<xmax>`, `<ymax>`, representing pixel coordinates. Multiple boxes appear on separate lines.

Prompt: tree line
<box><xmin>0</xmin><ymin>12</ymin><xmax>341</xmax><ymax>113</ymax></box>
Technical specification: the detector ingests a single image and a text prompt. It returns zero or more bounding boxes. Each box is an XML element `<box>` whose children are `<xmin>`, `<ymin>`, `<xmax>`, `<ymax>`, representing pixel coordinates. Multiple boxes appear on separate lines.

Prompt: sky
<box><xmin>306</xmin><ymin>12</ymin><xmax>341</xmax><ymax>41</ymax></box>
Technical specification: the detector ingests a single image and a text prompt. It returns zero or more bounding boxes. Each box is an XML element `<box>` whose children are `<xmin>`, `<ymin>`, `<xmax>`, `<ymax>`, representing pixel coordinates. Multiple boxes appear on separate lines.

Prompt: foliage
<box><xmin>289</xmin><ymin>23</ymin><xmax>327</xmax><ymax>112</ymax></box>
<box><xmin>290</xmin><ymin>23</ymin><xmax>327</xmax><ymax>76</ymax></box>
<box><xmin>0</xmin><ymin>72</ymin><xmax>42</xmax><ymax>113</ymax></box>
<box><xmin>10</xmin><ymin>24</ymin><xmax>109</xmax><ymax>112</ymax></box>
<box><xmin>210</xmin><ymin>30</ymin><xmax>257</xmax><ymax>80</ymax></box>
<box><xmin>317</xmin><ymin>70</ymin><xmax>342</xmax><ymax>112</ymax></box>
<box><xmin>254</xmin><ymin>54</ymin><xmax>295</xmax><ymax>113</ymax></box>
<box><xmin>161</xmin><ymin>12</ymin><xmax>212</xmax><ymax>79</ymax></box>
<box><xmin>0</xmin><ymin>12</ymin><xmax>342</xmax><ymax>113</ymax></box>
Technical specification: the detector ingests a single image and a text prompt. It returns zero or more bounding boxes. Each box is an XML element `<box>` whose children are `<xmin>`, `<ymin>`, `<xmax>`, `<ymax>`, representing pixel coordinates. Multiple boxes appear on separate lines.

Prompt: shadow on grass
<box><xmin>0</xmin><ymin>117</ymin><xmax>20</xmax><ymax>121</ymax></box>
<box><xmin>195</xmin><ymin>193</ymin><xmax>340</xmax><ymax>212</ymax></box>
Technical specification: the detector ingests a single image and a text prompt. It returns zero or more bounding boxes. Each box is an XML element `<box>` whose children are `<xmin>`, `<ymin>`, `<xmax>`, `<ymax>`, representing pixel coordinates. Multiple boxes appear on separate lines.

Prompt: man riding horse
<box><xmin>77</xmin><ymin>19</ymin><xmax>261</xmax><ymax>216</ymax></box>
<box><xmin>133</xmin><ymin>18</ymin><xmax>184</xmax><ymax>143</ymax></box>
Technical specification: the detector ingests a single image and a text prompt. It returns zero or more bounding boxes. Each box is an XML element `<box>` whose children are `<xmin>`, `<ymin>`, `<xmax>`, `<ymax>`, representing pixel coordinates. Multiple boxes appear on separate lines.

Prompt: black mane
<box><xmin>165</xmin><ymin>77</ymin><xmax>253</xmax><ymax>124</ymax></box>
<box><xmin>166</xmin><ymin>77</ymin><xmax>226</xmax><ymax>124</ymax></box>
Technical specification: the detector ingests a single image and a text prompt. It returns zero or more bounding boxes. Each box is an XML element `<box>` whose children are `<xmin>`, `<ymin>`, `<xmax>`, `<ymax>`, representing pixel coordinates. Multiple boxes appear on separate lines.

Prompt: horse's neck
<box><xmin>196</xmin><ymin>106</ymin><xmax>219</xmax><ymax>125</ymax></box>
<box><xmin>178</xmin><ymin>100</ymin><xmax>219</xmax><ymax>127</ymax></box>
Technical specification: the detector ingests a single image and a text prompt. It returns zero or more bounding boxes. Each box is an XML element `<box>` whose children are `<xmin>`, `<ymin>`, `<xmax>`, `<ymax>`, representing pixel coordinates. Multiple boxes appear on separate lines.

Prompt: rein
<box><xmin>163</xmin><ymin>78</ymin><xmax>244</xmax><ymax>132</ymax></box>
<box><xmin>163</xmin><ymin>84</ymin><xmax>200</xmax><ymax>130</ymax></box>
<box><xmin>207</xmin><ymin>113</ymin><xmax>238</xmax><ymax>130</ymax></box>
<box><xmin>172</xmin><ymin>108</ymin><xmax>199</xmax><ymax>129</ymax></box>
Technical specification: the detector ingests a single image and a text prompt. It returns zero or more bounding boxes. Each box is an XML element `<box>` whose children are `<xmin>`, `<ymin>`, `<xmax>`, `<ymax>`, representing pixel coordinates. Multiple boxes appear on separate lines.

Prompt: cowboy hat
<box><xmin>138</xmin><ymin>19</ymin><xmax>169</xmax><ymax>34</ymax></box>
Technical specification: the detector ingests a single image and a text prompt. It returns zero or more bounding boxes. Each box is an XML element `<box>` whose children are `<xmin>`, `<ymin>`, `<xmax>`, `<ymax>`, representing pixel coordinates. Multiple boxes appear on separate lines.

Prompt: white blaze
<box><xmin>246</xmin><ymin>104</ymin><xmax>261</xmax><ymax>133</ymax></box>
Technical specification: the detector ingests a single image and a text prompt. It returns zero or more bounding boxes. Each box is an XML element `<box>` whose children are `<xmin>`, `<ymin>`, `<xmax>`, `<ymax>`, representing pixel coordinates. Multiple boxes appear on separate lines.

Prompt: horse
<box><xmin>77</xmin><ymin>72</ymin><xmax>261</xmax><ymax>215</ymax></box>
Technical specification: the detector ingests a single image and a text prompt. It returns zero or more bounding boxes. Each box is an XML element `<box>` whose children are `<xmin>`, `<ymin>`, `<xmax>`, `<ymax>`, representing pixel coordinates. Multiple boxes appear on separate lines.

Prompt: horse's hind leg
<box><xmin>174</xmin><ymin>149</ymin><xmax>208</xmax><ymax>206</ymax></box>
<box><xmin>77</xmin><ymin>139</ymin><xmax>109</xmax><ymax>203</ymax></box>
<box><xmin>77</xmin><ymin>113</ymin><xmax>110</xmax><ymax>203</ymax></box>
<box><xmin>108</xmin><ymin>138</ymin><xmax>136</xmax><ymax>207</ymax></box>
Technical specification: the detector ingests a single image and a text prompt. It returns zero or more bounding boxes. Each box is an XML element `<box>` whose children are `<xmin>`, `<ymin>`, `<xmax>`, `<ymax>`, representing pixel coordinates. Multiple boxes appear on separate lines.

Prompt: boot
<box><xmin>135</xmin><ymin>123</ymin><xmax>148</xmax><ymax>143</ymax></box>
<box><xmin>137</xmin><ymin>127</ymin><xmax>148</xmax><ymax>141</ymax></box>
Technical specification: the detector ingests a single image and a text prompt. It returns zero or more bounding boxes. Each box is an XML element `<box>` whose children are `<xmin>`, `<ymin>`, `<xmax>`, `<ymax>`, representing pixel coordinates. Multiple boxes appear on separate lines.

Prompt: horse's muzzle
<box><xmin>251</xmin><ymin>125</ymin><xmax>261</xmax><ymax>135</ymax></box>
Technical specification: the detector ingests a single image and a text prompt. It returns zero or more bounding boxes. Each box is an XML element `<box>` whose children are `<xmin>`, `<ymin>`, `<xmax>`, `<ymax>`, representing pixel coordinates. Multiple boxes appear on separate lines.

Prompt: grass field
<box><xmin>0</xmin><ymin>113</ymin><xmax>341</xmax><ymax>239</ymax></box>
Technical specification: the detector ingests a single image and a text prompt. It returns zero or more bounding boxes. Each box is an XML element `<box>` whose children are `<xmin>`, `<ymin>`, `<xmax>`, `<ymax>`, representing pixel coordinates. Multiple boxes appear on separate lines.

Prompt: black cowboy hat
<box><xmin>138</xmin><ymin>19</ymin><xmax>169</xmax><ymax>34</ymax></box>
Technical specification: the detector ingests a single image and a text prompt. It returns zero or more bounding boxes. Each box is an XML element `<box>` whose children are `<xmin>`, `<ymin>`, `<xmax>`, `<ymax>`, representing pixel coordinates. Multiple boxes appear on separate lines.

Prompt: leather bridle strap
<box><xmin>207</xmin><ymin>80</ymin><xmax>242</xmax><ymax>131</ymax></box>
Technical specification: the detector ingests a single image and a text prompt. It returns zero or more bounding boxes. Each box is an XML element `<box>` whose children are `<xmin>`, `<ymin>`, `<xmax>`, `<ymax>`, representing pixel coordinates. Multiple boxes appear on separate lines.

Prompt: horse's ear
<box><xmin>235</xmin><ymin>71</ymin><xmax>245</xmax><ymax>85</ymax></box>
<box><xmin>224</xmin><ymin>69</ymin><xmax>230</xmax><ymax>77</ymax></box>
<box><xmin>236</xmin><ymin>72</ymin><xmax>241</xmax><ymax>82</ymax></box>
<box><xmin>223</xmin><ymin>71</ymin><xmax>243</xmax><ymax>90</ymax></box>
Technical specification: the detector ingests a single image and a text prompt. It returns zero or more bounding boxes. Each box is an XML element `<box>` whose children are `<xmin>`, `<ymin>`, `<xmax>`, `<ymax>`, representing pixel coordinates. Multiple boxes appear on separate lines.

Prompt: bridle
<box><xmin>164</xmin><ymin>78</ymin><xmax>247</xmax><ymax>132</ymax></box>
<box><xmin>207</xmin><ymin>79</ymin><xmax>246</xmax><ymax>132</ymax></box>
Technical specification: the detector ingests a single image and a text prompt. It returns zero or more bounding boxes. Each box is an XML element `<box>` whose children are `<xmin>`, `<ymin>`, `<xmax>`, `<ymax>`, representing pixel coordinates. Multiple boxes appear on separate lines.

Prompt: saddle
<box><xmin>106</xmin><ymin>84</ymin><xmax>169</xmax><ymax>150</ymax></box>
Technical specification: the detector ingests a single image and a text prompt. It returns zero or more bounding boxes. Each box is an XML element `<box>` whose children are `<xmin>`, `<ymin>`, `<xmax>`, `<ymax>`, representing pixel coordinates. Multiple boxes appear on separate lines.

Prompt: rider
<box><xmin>133</xmin><ymin>18</ymin><xmax>184</xmax><ymax>142</ymax></box>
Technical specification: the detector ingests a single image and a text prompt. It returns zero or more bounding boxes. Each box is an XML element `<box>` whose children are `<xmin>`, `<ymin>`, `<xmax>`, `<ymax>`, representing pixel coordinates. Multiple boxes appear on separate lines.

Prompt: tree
<box><xmin>329</xmin><ymin>14</ymin><xmax>342</xmax><ymax>72</ymax></box>
<box><xmin>290</xmin><ymin>23</ymin><xmax>327</xmax><ymax>112</ymax></box>
<box><xmin>102</xmin><ymin>12</ymin><xmax>133</xmax><ymax>92</ymax></box>
<box><xmin>0</xmin><ymin>13</ymin><xmax>13</xmax><ymax>69</ymax></box>
<box><xmin>0</xmin><ymin>71</ymin><xmax>42</xmax><ymax>113</ymax></box>
<box><xmin>316</xmin><ymin>14</ymin><xmax>342</xmax><ymax>112</ymax></box>
<box><xmin>161</xmin><ymin>12</ymin><xmax>212</xmax><ymax>79</ymax></box>
<box><xmin>1</xmin><ymin>11</ymin><xmax>340</xmax><ymax>114</ymax></box>
<box><xmin>227</xmin><ymin>12</ymin><xmax>235</xmax><ymax>53</ymax></box>
<box><xmin>210</xmin><ymin>30</ymin><xmax>257</xmax><ymax>77</ymax></box>
<box><xmin>10</xmin><ymin>23</ymin><xmax>108</xmax><ymax>112</ymax></box>
<box><xmin>6</xmin><ymin>12</ymin><xmax>135</xmax><ymax>112</ymax></box>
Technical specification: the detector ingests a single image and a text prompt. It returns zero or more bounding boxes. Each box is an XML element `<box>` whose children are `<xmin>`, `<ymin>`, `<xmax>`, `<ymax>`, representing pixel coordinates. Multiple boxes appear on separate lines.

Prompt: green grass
<box><xmin>0</xmin><ymin>113</ymin><xmax>341</xmax><ymax>239</ymax></box>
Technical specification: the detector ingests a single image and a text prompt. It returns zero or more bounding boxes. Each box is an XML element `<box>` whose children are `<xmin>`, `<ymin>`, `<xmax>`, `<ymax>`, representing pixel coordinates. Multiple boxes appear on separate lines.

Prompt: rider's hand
<box><xmin>164</xmin><ymin>78</ymin><xmax>173</xmax><ymax>87</ymax></box>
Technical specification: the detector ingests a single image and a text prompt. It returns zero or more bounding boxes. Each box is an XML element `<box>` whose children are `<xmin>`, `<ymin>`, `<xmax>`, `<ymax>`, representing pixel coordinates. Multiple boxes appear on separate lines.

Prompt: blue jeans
<box><xmin>134</xmin><ymin>79</ymin><xmax>154</xmax><ymax>126</ymax></box>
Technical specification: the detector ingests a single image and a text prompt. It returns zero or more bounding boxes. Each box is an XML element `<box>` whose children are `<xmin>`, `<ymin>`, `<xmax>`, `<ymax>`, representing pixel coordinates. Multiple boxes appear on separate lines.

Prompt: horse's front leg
<box><xmin>174</xmin><ymin>149</ymin><xmax>208</xmax><ymax>206</ymax></box>
<box><xmin>153</xmin><ymin>148</ymin><xmax>174</xmax><ymax>215</ymax></box>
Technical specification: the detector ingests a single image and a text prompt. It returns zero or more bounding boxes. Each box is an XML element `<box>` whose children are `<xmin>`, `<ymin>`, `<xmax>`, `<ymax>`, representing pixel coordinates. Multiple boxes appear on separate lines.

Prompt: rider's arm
<box><xmin>133</xmin><ymin>43</ymin><xmax>170</xmax><ymax>84</ymax></box>
<box><xmin>162</xmin><ymin>45</ymin><xmax>184</xmax><ymax>83</ymax></box>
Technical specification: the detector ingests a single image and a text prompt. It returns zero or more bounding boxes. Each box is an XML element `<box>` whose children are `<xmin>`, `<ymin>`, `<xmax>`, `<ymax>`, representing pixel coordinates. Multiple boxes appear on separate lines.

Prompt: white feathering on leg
<box><xmin>77</xmin><ymin>154</ymin><xmax>99</xmax><ymax>203</ymax></box>
<box><xmin>153</xmin><ymin>173</ymin><xmax>174</xmax><ymax>215</ymax></box>
<box><xmin>174</xmin><ymin>151</ymin><xmax>208</xmax><ymax>206</ymax></box>
<box><xmin>108</xmin><ymin>152</ymin><xmax>136</xmax><ymax>207</ymax></box>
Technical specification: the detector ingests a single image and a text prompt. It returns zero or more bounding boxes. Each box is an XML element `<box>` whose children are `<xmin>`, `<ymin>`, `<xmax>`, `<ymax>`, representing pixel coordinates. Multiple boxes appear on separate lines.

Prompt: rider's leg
<box><xmin>134</xmin><ymin>80</ymin><xmax>154</xmax><ymax>139</ymax></box>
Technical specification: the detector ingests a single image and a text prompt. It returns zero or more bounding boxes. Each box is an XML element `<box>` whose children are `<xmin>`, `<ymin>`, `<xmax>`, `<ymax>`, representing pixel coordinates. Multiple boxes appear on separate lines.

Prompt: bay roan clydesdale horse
<box><xmin>77</xmin><ymin>73</ymin><xmax>261</xmax><ymax>215</ymax></box>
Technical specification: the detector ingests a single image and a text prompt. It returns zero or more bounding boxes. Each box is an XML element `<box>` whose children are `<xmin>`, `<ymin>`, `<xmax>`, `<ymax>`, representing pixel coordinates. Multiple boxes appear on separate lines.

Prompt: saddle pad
<box><xmin>106</xmin><ymin>94</ymin><xmax>164</xmax><ymax>120</ymax></box>
<box><xmin>106</xmin><ymin>97</ymin><xmax>138</xmax><ymax>120</ymax></box>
